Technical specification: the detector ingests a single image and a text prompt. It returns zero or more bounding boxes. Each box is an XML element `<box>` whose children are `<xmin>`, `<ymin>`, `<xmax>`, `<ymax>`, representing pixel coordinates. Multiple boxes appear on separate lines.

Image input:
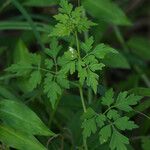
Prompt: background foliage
<box><xmin>0</xmin><ymin>0</ymin><xmax>150</xmax><ymax>150</ymax></box>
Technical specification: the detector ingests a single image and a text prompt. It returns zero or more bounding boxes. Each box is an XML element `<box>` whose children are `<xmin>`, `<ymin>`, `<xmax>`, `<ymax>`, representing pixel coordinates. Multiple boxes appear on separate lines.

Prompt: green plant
<box><xmin>0</xmin><ymin>0</ymin><xmax>150</xmax><ymax>150</ymax></box>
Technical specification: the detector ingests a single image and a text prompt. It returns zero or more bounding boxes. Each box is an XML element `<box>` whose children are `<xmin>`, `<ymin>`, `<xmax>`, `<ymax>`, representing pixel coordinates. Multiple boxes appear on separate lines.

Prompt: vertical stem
<box><xmin>79</xmin><ymin>85</ymin><xmax>87</xmax><ymax>113</ymax></box>
<box><xmin>83</xmin><ymin>140</ymin><xmax>88</xmax><ymax>150</ymax></box>
<box><xmin>75</xmin><ymin>32</ymin><xmax>87</xmax><ymax>112</ymax></box>
<box><xmin>75</xmin><ymin>30</ymin><xmax>88</xmax><ymax>150</ymax></box>
<box><xmin>82</xmin><ymin>10</ymin><xmax>93</xmax><ymax>105</ymax></box>
<box><xmin>75</xmin><ymin>31</ymin><xmax>81</xmax><ymax>59</ymax></box>
<box><xmin>79</xmin><ymin>85</ymin><xmax>88</xmax><ymax>149</ymax></box>
<box><xmin>87</xmin><ymin>89</ymin><xmax>92</xmax><ymax>105</ymax></box>
<box><xmin>54</xmin><ymin>58</ymin><xmax>58</xmax><ymax>73</ymax></box>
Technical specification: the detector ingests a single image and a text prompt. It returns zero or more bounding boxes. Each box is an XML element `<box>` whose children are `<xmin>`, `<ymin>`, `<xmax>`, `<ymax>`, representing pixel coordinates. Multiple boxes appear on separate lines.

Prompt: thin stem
<box><xmin>83</xmin><ymin>140</ymin><xmax>88</xmax><ymax>150</ymax></box>
<box><xmin>133</xmin><ymin>109</ymin><xmax>150</xmax><ymax>120</ymax></box>
<box><xmin>54</xmin><ymin>58</ymin><xmax>58</xmax><ymax>73</ymax></box>
<box><xmin>82</xmin><ymin>10</ymin><xmax>93</xmax><ymax>105</ymax></box>
<box><xmin>74</xmin><ymin>30</ymin><xmax>88</xmax><ymax>149</ymax></box>
<box><xmin>87</xmin><ymin>88</ymin><xmax>92</xmax><ymax>105</ymax></box>
<box><xmin>79</xmin><ymin>85</ymin><xmax>87</xmax><ymax>113</ymax></box>
<box><xmin>75</xmin><ymin>31</ymin><xmax>81</xmax><ymax>59</ymax></box>
<box><xmin>131</xmin><ymin>135</ymin><xmax>150</xmax><ymax>141</ymax></box>
<box><xmin>82</xmin><ymin>53</ymin><xmax>90</xmax><ymax>60</ymax></box>
<box><xmin>103</xmin><ymin>104</ymin><xmax>150</xmax><ymax>121</ymax></box>
<box><xmin>79</xmin><ymin>86</ymin><xmax>88</xmax><ymax>150</ymax></box>
<box><xmin>74</xmin><ymin>32</ymin><xmax>87</xmax><ymax>112</ymax></box>
<box><xmin>31</xmin><ymin>66</ymin><xmax>56</xmax><ymax>74</ymax></box>
<box><xmin>103</xmin><ymin>106</ymin><xmax>114</xmax><ymax>115</ymax></box>
<box><xmin>46</xmin><ymin>134</ymin><xmax>60</xmax><ymax>149</ymax></box>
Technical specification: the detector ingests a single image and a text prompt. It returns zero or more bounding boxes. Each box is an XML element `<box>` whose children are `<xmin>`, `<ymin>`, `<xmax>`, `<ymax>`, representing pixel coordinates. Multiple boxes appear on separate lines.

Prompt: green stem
<box><xmin>83</xmin><ymin>140</ymin><xmax>88</xmax><ymax>150</ymax></box>
<box><xmin>74</xmin><ymin>30</ymin><xmax>88</xmax><ymax>149</ymax></box>
<box><xmin>79</xmin><ymin>85</ymin><xmax>87</xmax><ymax>113</ymax></box>
<box><xmin>18</xmin><ymin>66</ymin><xmax>55</xmax><ymax>74</ymax></box>
<box><xmin>103</xmin><ymin>106</ymin><xmax>114</xmax><ymax>115</ymax></box>
<box><xmin>75</xmin><ymin>31</ymin><xmax>81</xmax><ymax>59</ymax></box>
<box><xmin>39</xmin><ymin>68</ymin><xmax>54</xmax><ymax>73</ymax></box>
<box><xmin>74</xmin><ymin>30</ymin><xmax>87</xmax><ymax>112</ymax></box>
<box><xmin>87</xmin><ymin>88</ymin><xmax>92</xmax><ymax>105</ymax></box>
<box><xmin>132</xmin><ymin>109</ymin><xmax>150</xmax><ymax>120</ymax></box>
<box><xmin>82</xmin><ymin>10</ymin><xmax>93</xmax><ymax>105</ymax></box>
<box><xmin>54</xmin><ymin>58</ymin><xmax>58</xmax><ymax>73</ymax></box>
<box><xmin>131</xmin><ymin>135</ymin><xmax>150</xmax><ymax>141</ymax></box>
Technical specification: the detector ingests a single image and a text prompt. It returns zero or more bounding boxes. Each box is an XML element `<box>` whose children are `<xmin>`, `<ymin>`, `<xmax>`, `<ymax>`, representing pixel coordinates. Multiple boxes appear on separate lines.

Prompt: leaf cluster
<box><xmin>50</xmin><ymin>0</ymin><xmax>96</xmax><ymax>37</ymax></box>
<box><xmin>81</xmin><ymin>89</ymin><xmax>142</xmax><ymax>150</ymax></box>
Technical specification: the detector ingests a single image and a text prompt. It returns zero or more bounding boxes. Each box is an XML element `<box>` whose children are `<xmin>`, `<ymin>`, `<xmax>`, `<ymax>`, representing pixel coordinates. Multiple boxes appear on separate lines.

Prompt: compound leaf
<box><xmin>102</xmin><ymin>89</ymin><xmax>114</xmax><ymax>107</ymax></box>
<box><xmin>114</xmin><ymin>117</ymin><xmax>138</xmax><ymax>131</ymax></box>
<box><xmin>89</xmin><ymin>63</ymin><xmax>105</xmax><ymax>72</ymax></box>
<box><xmin>59</xmin><ymin>0</ymin><xmax>73</xmax><ymax>15</ymax></box>
<box><xmin>99</xmin><ymin>125</ymin><xmax>111</xmax><ymax>144</ymax></box>
<box><xmin>28</xmin><ymin>70</ymin><xmax>41</xmax><ymax>91</ymax></box>
<box><xmin>82</xmin><ymin>117</ymin><xmax>97</xmax><ymax>139</ymax></box>
<box><xmin>56</xmin><ymin>73</ymin><xmax>69</xmax><ymax>89</ymax></box>
<box><xmin>81</xmin><ymin>36</ymin><xmax>94</xmax><ymax>53</ymax></box>
<box><xmin>44</xmin><ymin>73</ymin><xmax>62</xmax><ymax>108</ymax></box>
<box><xmin>96</xmin><ymin>114</ymin><xmax>106</xmax><ymax>128</ymax></box>
<box><xmin>86</xmin><ymin>70</ymin><xmax>99</xmax><ymax>94</ymax></box>
<box><xmin>110</xmin><ymin>129</ymin><xmax>129</xmax><ymax>150</ymax></box>
<box><xmin>115</xmin><ymin>92</ymin><xmax>142</xmax><ymax>112</ymax></box>
<box><xmin>45</xmin><ymin>59</ymin><xmax>54</xmax><ymax>70</ymax></box>
<box><xmin>51</xmin><ymin>0</ymin><xmax>95</xmax><ymax>37</ymax></box>
<box><xmin>82</xmin><ymin>107</ymin><xmax>97</xmax><ymax>120</ymax></box>
<box><xmin>5</xmin><ymin>62</ymin><xmax>32</xmax><ymax>76</ymax></box>
<box><xmin>107</xmin><ymin>109</ymin><xmax>120</xmax><ymax>120</ymax></box>
<box><xmin>45</xmin><ymin>38</ymin><xmax>61</xmax><ymax>58</ymax></box>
